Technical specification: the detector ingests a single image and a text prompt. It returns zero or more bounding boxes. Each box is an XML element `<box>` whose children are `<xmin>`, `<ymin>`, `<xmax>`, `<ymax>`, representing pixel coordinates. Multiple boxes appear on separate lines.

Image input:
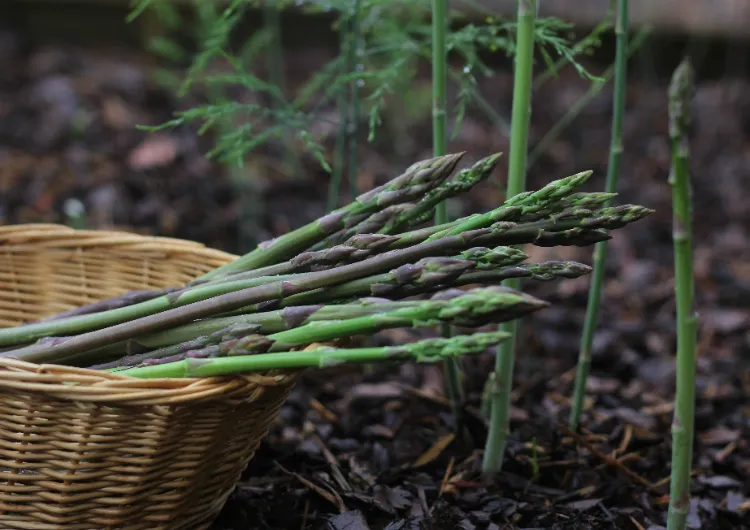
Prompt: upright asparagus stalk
<box><xmin>569</xmin><ymin>0</ymin><xmax>629</xmax><ymax>431</ymax></box>
<box><xmin>431</xmin><ymin>0</ymin><xmax>449</xmax><ymax>226</ymax></box>
<box><xmin>666</xmin><ymin>58</ymin><xmax>697</xmax><ymax>530</ymax></box>
<box><xmin>431</xmin><ymin>0</ymin><xmax>465</xmax><ymax>429</ymax></box>
<box><xmin>328</xmin><ymin>9</ymin><xmax>350</xmax><ymax>211</ymax></box>
<box><xmin>347</xmin><ymin>0</ymin><xmax>362</xmax><ymax>201</ymax></box>
<box><xmin>483</xmin><ymin>0</ymin><xmax>538</xmax><ymax>473</ymax></box>
<box><xmin>112</xmin><ymin>332</ymin><xmax>512</xmax><ymax>379</ymax></box>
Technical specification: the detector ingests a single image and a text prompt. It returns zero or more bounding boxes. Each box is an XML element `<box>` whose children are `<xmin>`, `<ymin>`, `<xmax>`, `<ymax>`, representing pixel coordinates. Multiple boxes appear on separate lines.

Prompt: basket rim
<box><xmin>0</xmin><ymin>223</ymin><xmax>297</xmax><ymax>401</ymax></box>
<box><xmin>0</xmin><ymin>357</ymin><xmax>297</xmax><ymax>405</ymax></box>
<box><xmin>0</xmin><ymin>223</ymin><xmax>239</xmax><ymax>261</ymax></box>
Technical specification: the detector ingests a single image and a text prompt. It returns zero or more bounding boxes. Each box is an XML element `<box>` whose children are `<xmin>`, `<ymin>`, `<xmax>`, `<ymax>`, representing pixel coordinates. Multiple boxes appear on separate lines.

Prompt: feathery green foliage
<box><xmin>131</xmin><ymin>0</ymin><xmax>603</xmax><ymax>178</ymax></box>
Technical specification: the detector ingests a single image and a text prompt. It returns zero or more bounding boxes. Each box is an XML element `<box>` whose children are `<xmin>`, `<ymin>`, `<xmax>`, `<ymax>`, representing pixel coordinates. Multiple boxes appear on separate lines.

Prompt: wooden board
<box><xmin>9</xmin><ymin>0</ymin><xmax>750</xmax><ymax>40</ymax></box>
<box><xmin>464</xmin><ymin>0</ymin><xmax>750</xmax><ymax>39</ymax></box>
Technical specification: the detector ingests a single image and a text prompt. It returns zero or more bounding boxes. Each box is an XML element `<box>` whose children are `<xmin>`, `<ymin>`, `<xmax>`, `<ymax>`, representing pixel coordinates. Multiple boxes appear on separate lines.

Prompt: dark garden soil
<box><xmin>1</xmin><ymin>28</ymin><xmax>749</xmax><ymax>530</ymax></box>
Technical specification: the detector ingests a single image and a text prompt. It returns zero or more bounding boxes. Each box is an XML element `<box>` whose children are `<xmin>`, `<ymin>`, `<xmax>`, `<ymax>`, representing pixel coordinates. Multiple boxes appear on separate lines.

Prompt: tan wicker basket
<box><xmin>0</xmin><ymin>224</ymin><xmax>298</xmax><ymax>530</ymax></box>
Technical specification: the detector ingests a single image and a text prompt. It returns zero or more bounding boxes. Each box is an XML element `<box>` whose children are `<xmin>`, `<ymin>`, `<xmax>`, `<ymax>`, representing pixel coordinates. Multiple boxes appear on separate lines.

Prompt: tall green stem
<box><xmin>569</xmin><ymin>0</ymin><xmax>629</xmax><ymax>431</ymax></box>
<box><xmin>432</xmin><ymin>0</ymin><xmax>464</xmax><ymax>428</ymax></box>
<box><xmin>482</xmin><ymin>0</ymin><xmax>537</xmax><ymax>474</ymax></box>
<box><xmin>263</xmin><ymin>1</ymin><xmax>298</xmax><ymax>178</ymax></box>
<box><xmin>432</xmin><ymin>0</ymin><xmax>448</xmax><ymax>225</ymax></box>
<box><xmin>666</xmin><ymin>58</ymin><xmax>697</xmax><ymax>530</ymax></box>
<box><xmin>348</xmin><ymin>0</ymin><xmax>362</xmax><ymax>201</ymax></box>
<box><xmin>328</xmin><ymin>13</ymin><xmax>350</xmax><ymax>211</ymax></box>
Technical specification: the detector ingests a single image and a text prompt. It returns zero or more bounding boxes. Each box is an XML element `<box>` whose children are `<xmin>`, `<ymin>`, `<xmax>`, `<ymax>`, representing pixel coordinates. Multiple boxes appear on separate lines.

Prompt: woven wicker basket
<box><xmin>0</xmin><ymin>224</ymin><xmax>298</xmax><ymax>530</ymax></box>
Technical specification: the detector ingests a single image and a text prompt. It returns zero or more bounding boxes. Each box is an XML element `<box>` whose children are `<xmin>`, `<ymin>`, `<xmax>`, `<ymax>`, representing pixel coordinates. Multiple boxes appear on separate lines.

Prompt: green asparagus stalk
<box><xmin>347</xmin><ymin>0</ymin><xmax>362</xmax><ymax>201</ymax></box>
<box><xmin>253</xmin><ymin>259</ymin><xmax>592</xmax><ymax>309</ymax></box>
<box><xmin>431</xmin><ymin>171</ymin><xmax>592</xmax><ymax>240</ymax></box>
<box><xmin>430</xmin><ymin>0</ymin><xmax>466</xmax><ymax>437</ymax></box>
<box><xmin>41</xmin><ymin>187</ymin><xmax>618</xmax><ymax>325</ymax></box>
<box><xmin>87</xmin><ymin>296</ymin><xmax>468</xmax><ymax>366</ymax></box>
<box><xmin>90</xmin><ymin>321</ymin><xmax>263</xmax><ymax>369</ymax></box>
<box><xmin>311</xmin><ymin>206</ymin><xmax>413</xmax><ymax>249</ymax></box>
<box><xmin>38</xmin><ymin>180</ymin><xmax>618</xmax><ymax>325</ymax></box>
<box><xmin>86</xmin><ymin>259</ymin><xmax>592</xmax><ymax>367</ymax></box>
<box><xmin>198</xmin><ymin>152</ymin><xmax>464</xmax><ymax>280</ymax></box>
<box><xmin>570</xmin><ymin>0</ymin><xmax>629</xmax><ymax>432</ymax></box>
<box><xmin>0</xmin><ymin>205</ymin><xmax>650</xmax><ymax>352</ymax></box>
<box><xmin>84</xmin><ymin>286</ymin><xmax>547</xmax><ymax>369</ymax></box>
<box><xmin>111</xmin><ymin>332</ymin><xmax>512</xmax><ymax>379</ymax></box>
<box><xmin>483</xmin><ymin>0</ymin><xmax>538</xmax><ymax>475</ymax></box>
<box><xmin>383</xmin><ymin>153</ymin><xmax>502</xmax><ymax>234</ymax></box>
<box><xmin>666</xmin><ymin>58</ymin><xmax>697</xmax><ymax>530</ymax></box>
<box><xmin>35</xmin><ymin>288</ymin><xmax>177</xmax><ymax>322</ymax></box>
<box><xmin>328</xmin><ymin>8</ymin><xmax>350</xmax><ymax>212</ymax></box>
<box><xmin>352</xmin><ymin>204</ymin><xmax>647</xmax><ymax>258</ymax></box>
<box><xmin>320</xmin><ymin>153</ymin><xmax>500</xmax><ymax>249</ymax></box>
<box><xmin>392</xmin><ymin>183</ymin><xmax>613</xmax><ymax>250</ymax></box>
<box><xmin>214</xmin><ymin>234</ymin><xmax>401</xmax><ymax>285</ymax></box>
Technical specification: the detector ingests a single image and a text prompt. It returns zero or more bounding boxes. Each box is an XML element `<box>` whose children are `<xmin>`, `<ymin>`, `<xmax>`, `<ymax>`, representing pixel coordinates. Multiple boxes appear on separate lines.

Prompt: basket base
<box><xmin>0</xmin><ymin>517</ymin><xmax>214</xmax><ymax>530</ymax></box>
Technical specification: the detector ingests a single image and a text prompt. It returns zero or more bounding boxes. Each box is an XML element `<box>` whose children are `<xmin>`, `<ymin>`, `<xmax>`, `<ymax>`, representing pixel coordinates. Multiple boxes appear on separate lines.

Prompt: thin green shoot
<box><xmin>666</xmin><ymin>57</ymin><xmax>697</xmax><ymax>530</ymax></box>
<box><xmin>569</xmin><ymin>0</ymin><xmax>630</xmax><ymax>432</ymax></box>
<box><xmin>482</xmin><ymin>0</ymin><xmax>537</xmax><ymax>474</ymax></box>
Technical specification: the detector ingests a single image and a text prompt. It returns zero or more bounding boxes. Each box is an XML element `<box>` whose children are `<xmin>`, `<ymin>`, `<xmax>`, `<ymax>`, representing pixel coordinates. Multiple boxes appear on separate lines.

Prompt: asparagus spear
<box><xmin>191</xmin><ymin>234</ymin><xmax>402</xmax><ymax>287</ymax></box>
<box><xmin>34</xmin><ymin>181</ymin><xmax>618</xmax><ymax>322</ymax></box>
<box><xmin>86</xmin><ymin>286</ymin><xmax>547</xmax><ymax>369</ymax></box>
<box><xmin>220</xmin><ymin>258</ymin><xmax>590</xmax><ymax>317</ymax></box>
<box><xmin>427</xmin><ymin>171</ymin><xmax>593</xmax><ymax>240</ymax></box>
<box><xmin>317</xmin><ymin>204</ymin><xmax>416</xmax><ymax>248</ymax></box>
<box><xmin>221</xmin><ymin>204</ymin><xmax>645</xmax><ymax>283</ymax></box>
<box><xmin>281</xmin><ymin>248</ymin><xmax>527</xmax><ymax>305</ymax></box>
<box><xmin>667</xmin><ymin>58</ymin><xmax>697</xmax><ymax>530</ymax></box>
<box><xmin>380</xmin><ymin>153</ymin><xmax>502</xmax><ymax>233</ymax></box>
<box><xmin>89</xmin><ymin>322</ymin><xmax>263</xmax><ymax>368</ymax></box>
<box><xmin>0</xmin><ymin>204</ymin><xmax>650</xmax><ymax>354</ymax></box>
<box><xmin>110</xmin><ymin>331</ymin><xmax>512</xmax><ymax>379</ymax></box>
<box><xmin>85</xmin><ymin>258</ymin><xmax>592</xmax><ymax>368</ymax></box>
<box><xmin>199</xmin><ymin>152</ymin><xmax>464</xmax><ymax>280</ymax></box>
<box><xmin>85</xmin><ymin>297</ymin><xmax>457</xmax><ymax>364</ymax></box>
<box><xmin>313</xmin><ymin>153</ymin><xmax>500</xmax><ymax>250</ymax></box>
<box><xmin>25</xmin><ymin>185</ymin><xmax>635</xmax><ymax>328</ymax></box>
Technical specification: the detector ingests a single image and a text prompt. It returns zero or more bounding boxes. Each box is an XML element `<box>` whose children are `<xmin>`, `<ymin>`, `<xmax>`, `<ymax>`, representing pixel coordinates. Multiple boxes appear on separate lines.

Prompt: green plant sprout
<box><xmin>430</xmin><ymin>0</ymin><xmax>465</xmax><ymax>431</ymax></box>
<box><xmin>569</xmin><ymin>0</ymin><xmax>630</xmax><ymax>432</ymax></box>
<box><xmin>666</xmin><ymin>57</ymin><xmax>697</xmax><ymax>530</ymax></box>
<box><xmin>482</xmin><ymin>0</ymin><xmax>537</xmax><ymax>475</ymax></box>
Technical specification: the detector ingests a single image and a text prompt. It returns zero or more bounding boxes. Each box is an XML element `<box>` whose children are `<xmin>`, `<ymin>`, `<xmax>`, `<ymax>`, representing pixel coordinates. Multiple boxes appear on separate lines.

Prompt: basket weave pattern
<box><xmin>0</xmin><ymin>225</ymin><xmax>297</xmax><ymax>529</ymax></box>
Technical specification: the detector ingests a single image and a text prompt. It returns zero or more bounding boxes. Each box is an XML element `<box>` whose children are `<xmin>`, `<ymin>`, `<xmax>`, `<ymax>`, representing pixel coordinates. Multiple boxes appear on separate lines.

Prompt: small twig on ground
<box><xmin>274</xmin><ymin>462</ymin><xmax>348</xmax><ymax>513</ymax></box>
<box><xmin>559</xmin><ymin>423</ymin><xmax>659</xmax><ymax>491</ymax></box>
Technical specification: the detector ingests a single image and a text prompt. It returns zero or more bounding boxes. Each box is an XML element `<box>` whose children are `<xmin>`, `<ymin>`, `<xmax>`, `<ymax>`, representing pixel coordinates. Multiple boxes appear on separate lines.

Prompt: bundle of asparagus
<box><xmin>0</xmin><ymin>153</ymin><xmax>652</xmax><ymax>377</ymax></box>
